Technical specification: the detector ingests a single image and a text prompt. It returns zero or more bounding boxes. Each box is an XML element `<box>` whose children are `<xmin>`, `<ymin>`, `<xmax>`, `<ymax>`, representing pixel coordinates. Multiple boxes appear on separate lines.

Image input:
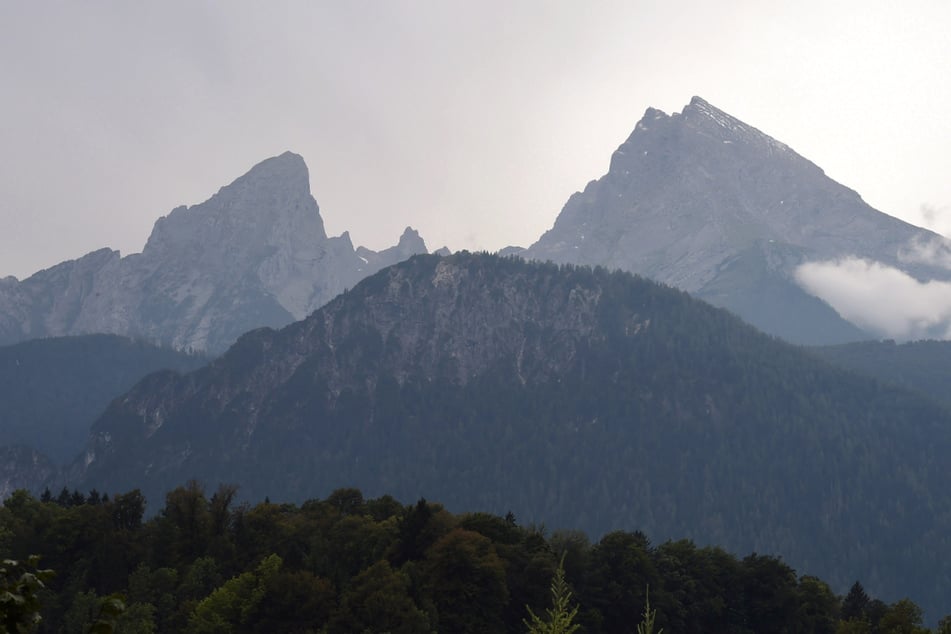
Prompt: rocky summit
<box><xmin>0</xmin><ymin>152</ymin><xmax>428</xmax><ymax>353</ymax></box>
<box><xmin>524</xmin><ymin>97</ymin><xmax>949</xmax><ymax>344</ymax></box>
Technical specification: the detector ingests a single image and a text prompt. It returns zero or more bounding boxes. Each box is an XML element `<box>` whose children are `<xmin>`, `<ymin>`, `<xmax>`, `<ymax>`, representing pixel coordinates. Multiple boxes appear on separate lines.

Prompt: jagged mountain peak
<box><xmin>680</xmin><ymin>96</ymin><xmax>791</xmax><ymax>154</ymax></box>
<box><xmin>144</xmin><ymin>151</ymin><xmax>325</xmax><ymax>258</ymax></box>
<box><xmin>527</xmin><ymin>96</ymin><xmax>942</xmax><ymax>344</ymax></box>
<box><xmin>627</xmin><ymin>96</ymin><xmax>792</xmax><ymax>156</ymax></box>
<box><xmin>0</xmin><ymin>153</ymin><xmax>429</xmax><ymax>352</ymax></box>
<box><xmin>397</xmin><ymin>226</ymin><xmax>426</xmax><ymax>250</ymax></box>
<box><xmin>226</xmin><ymin>150</ymin><xmax>311</xmax><ymax>194</ymax></box>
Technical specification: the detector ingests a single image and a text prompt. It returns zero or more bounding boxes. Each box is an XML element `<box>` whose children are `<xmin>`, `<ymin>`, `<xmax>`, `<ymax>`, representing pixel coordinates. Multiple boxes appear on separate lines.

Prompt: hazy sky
<box><xmin>1</xmin><ymin>1</ymin><xmax>949</xmax><ymax>280</ymax></box>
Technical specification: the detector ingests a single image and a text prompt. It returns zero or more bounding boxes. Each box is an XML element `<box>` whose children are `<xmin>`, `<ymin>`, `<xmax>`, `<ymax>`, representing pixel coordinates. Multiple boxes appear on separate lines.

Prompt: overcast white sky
<box><xmin>1</xmin><ymin>1</ymin><xmax>949</xmax><ymax>280</ymax></box>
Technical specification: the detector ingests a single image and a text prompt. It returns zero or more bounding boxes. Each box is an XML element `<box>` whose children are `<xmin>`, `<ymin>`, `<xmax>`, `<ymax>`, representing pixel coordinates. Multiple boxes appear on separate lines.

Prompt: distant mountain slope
<box><xmin>810</xmin><ymin>339</ymin><xmax>951</xmax><ymax>410</ymax></box>
<box><xmin>0</xmin><ymin>152</ymin><xmax>428</xmax><ymax>353</ymax></box>
<box><xmin>0</xmin><ymin>334</ymin><xmax>207</xmax><ymax>464</ymax></box>
<box><xmin>70</xmin><ymin>253</ymin><xmax>951</xmax><ymax>618</ymax></box>
<box><xmin>0</xmin><ymin>446</ymin><xmax>56</xmax><ymax>500</ymax></box>
<box><xmin>524</xmin><ymin>96</ymin><xmax>950</xmax><ymax>344</ymax></box>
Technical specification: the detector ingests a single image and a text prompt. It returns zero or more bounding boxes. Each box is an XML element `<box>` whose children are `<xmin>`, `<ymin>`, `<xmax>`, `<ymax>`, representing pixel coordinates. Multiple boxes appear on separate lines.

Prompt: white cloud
<box><xmin>909</xmin><ymin>204</ymin><xmax>951</xmax><ymax>240</ymax></box>
<box><xmin>795</xmin><ymin>257</ymin><xmax>951</xmax><ymax>340</ymax></box>
<box><xmin>898</xmin><ymin>233</ymin><xmax>951</xmax><ymax>270</ymax></box>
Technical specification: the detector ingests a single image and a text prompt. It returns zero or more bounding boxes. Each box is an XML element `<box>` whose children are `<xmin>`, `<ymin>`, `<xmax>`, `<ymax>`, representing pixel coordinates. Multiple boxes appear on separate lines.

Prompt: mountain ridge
<box><xmin>64</xmin><ymin>252</ymin><xmax>951</xmax><ymax>619</ymax></box>
<box><xmin>0</xmin><ymin>152</ymin><xmax>428</xmax><ymax>353</ymax></box>
<box><xmin>0</xmin><ymin>333</ymin><xmax>208</xmax><ymax>465</ymax></box>
<box><xmin>524</xmin><ymin>96</ymin><xmax>950</xmax><ymax>343</ymax></box>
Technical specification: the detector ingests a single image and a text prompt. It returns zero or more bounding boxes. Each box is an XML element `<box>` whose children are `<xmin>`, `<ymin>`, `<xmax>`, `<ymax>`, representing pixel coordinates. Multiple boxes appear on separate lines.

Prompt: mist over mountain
<box><xmin>0</xmin><ymin>152</ymin><xmax>428</xmax><ymax>353</ymax></box>
<box><xmin>67</xmin><ymin>253</ymin><xmax>951</xmax><ymax>618</ymax></box>
<box><xmin>524</xmin><ymin>97</ymin><xmax>951</xmax><ymax>343</ymax></box>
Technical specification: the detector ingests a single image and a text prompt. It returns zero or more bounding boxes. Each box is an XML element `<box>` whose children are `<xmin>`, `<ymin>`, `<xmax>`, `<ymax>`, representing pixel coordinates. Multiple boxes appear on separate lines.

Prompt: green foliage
<box><xmin>329</xmin><ymin>560</ymin><xmax>429</xmax><ymax>634</ymax></box>
<box><xmin>0</xmin><ymin>555</ymin><xmax>53</xmax><ymax>633</ymax></box>
<box><xmin>636</xmin><ymin>585</ymin><xmax>662</xmax><ymax>634</ymax></box>
<box><xmin>523</xmin><ymin>555</ymin><xmax>580</xmax><ymax>634</ymax></box>
<box><xmin>111</xmin><ymin>490</ymin><xmax>146</xmax><ymax>531</ymax></box>
<box><xmin>878</xmin><ymin>598</ymin><xmax>930</xmax><ymax>634</ymax></box>
<box><xmin>1</xmin><ymin>485</ymin><xmax>947</xmax><ymax>633</ymax></box>
<box><xmin>843</xmin><ymin>582</ymin><xmax>871</xmax><ymax>621</ymax></box>
<box><xmin>62</xmin><ymin>591</ymin><xmax>149</xmax><ymax>634</ymax></box>
<box><xmin>87</xmin><ymin>594</ymin><xmax>126</xmax><ymax>634</ymax></box>
<box><xmin>837</xmin><ymin>619</ymin><xmax>872</xmax><ymax>633</ymax></box>
<box><xmin>796</xmin><ymin>576</ymin><xmax>839</xmax><ymax>634</ymax></box>
<box><xmin>584</xmin><ymin>531</ymin><xmax>658</xmax><ymax>632</ymax></box>
<box><xmin>113</xmin><ymin>601</ymin><xmax>156</xmax><ymax>634</ymax></box>
<box><xmin>425</xmin><ymin>528</ymin><xmax>509</xmax><ymax>634</ymax></box>
<box><xmin>187</xmin><ymin>553</ymin><xmax>283</xmax><ymax>633</ymax></box>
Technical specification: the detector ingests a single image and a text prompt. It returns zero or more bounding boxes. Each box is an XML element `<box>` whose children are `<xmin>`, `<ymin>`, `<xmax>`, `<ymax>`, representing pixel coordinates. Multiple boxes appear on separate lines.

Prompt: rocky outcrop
<box><xmin>0</xmin><ymin>446</ymin><xmax>56</xmax><ymax>499</ymax></box>
<box><xmin>525</xmin><ymin>97</ymin><xmax>949</xmax><ymax>344</ymax></box>
<box><xmin>0</xmin><ymin>152</ymin><xmax>428</xmax><ymax>353</ymax></box>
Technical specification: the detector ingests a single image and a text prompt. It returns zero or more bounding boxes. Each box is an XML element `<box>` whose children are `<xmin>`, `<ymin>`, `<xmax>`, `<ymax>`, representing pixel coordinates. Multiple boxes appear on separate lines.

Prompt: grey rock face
<box><xmin>525</xmin><ymin>97</ymin><xmax>947</xmax><ymax>344</ymax></box>
<box><xmin>356</xmin><ymin>227</ymin><xmax>430</xmax><ymax>275</ymax></box>
<box><xmin>69</xmin><ymin>254</ymin><xmax>618</xmax><ymax>498</ymax></box>
<box><xmin>0</xmin><ymin>152</ymin><xmax>428</xmax><ymax>353</ymax></box>
<box><xmin>0</xmin><ymin>446</ymin><xmax>56</xmax><ymax>499</ymax></box>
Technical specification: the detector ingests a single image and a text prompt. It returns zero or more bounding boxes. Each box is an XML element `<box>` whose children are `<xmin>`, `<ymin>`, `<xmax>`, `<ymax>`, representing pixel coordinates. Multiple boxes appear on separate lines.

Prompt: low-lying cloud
<box><xmin>912</xmin><ymin>204</ymin><xmax>951</xmax><ymax>239</ymax></box>
<box><xmin>795</xmin><ymin>257</ymin><xmax>951</xmax><ymax>341</ymax></box>
<box><xmin>898</xmin><ymin>234</ymin><xmax>951</xmax><ymax>270</ymax></box>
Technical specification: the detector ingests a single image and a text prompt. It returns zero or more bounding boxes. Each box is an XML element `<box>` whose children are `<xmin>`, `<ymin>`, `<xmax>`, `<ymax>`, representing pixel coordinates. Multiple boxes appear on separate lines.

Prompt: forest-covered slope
<box><xmin>70</xmin><ymin>253</ymin><xmax>951</xmax><ymax>619</ymax></box>
<box><xmin>0</xmin><ymin>334</ymin><xmax>207</xmax><ymax>464</ymax></box>
<box><xmin>809</xmin><ymin>339</ymin><xmax>951</xmax><ymax>411</ymax></box>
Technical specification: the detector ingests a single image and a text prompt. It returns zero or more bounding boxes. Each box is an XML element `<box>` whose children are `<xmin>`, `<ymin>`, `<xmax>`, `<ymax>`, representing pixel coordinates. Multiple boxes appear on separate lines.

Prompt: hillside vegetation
<box><xmin>69</xmin><ymin>253</ymin><xmax>951</xmax><ymax>620</ymax></box>
<box><xmin>0</xmin><ymin>334</ymin><xmax>207</xmax><ymax>463</ymax></box>
<box><xmin>2</xmin><ymin>484</ymin><xmax>947</xmax><ymax>632</ymax></box>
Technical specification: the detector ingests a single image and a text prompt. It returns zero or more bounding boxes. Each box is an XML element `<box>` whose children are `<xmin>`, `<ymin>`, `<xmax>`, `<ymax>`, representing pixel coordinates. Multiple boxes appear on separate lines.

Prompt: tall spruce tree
<box><xmin>524</xmin><ymin>555</ymin><xmax>580</xmax><ymax>634</ymax></box>
<box><xmin>636</xmin><ymin>585</ymin><xmax>663</xmax><ymax>634</ymax></box>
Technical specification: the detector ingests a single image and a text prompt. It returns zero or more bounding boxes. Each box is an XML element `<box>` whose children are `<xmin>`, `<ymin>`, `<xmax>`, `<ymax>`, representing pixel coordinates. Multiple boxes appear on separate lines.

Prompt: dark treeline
<box><xmin>2</xmin><ymin>484</ymin><xmax>949</xmax><ymax>633</ymax></box>
<box><xmin>809</xmin><ymin>339</ymin><xmax>951</xmax><ymax>412</ymax></box>
<box><xmin>0</xmin><ymin>334</ymin><xmax>208</xmax><ymax>464</ymax></box>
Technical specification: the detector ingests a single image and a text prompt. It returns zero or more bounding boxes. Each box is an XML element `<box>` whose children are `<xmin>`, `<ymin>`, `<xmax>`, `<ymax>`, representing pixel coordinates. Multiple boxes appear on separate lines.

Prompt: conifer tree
<box><xmin>637</xmin><ymin>585</ymin><xmax>663</xmax><ymax>634</ymax></box>
<box><xmin>524</xmin><ymin>555</ymin><xmax>580</xmax><ymax>634</ymax></box>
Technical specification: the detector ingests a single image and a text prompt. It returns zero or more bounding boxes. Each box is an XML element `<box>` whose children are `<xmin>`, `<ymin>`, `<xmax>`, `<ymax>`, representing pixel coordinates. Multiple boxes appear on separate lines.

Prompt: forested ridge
<box><xmin>2</xmin><ymin>484</ymin><xmax>948</xmax><ymax>633</ymax></box>
<box><xmin>0</xmin><ymin>334</ymin><xmax>207</xmax><ymax>464</ymax></box>
<box><xmin>809</xmin><ymin>340</ymin><xmax>951</xmax><ymax>412</ymax></box>
<box><xmin>63</xmin><ymin>253</ymin><xmax>951</xmax><ymax>623</ymax></box>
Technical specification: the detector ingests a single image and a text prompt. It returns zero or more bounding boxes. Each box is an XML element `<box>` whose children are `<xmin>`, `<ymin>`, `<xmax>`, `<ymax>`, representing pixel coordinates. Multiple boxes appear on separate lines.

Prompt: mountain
<box><xmin>0</xmin><ymin>446</ymin><xmax>56</xmax><ymax>500</ymax></box>
<box><xmin>0</xmin><ymin>334</ymin><xmax>208</xmax><ymax>465</ymax></box>
<box><xmin>0</xmin><ymin>152</ymin><xmax>428</xmax><ymax>353</ymax></box>
<box><xmin>69</xmin><ymin>252</ymin><xmax>951</xmax><ymax>618</ymax></box>
<box><xmin>523</xmin><ymin>96</ymin><xmax>950</xmax><ymax>344</ymax></box>
<box><xmin>810</xmin><ymin>339</ymin><xmax>951</xmax><ymax>411</ymax></box>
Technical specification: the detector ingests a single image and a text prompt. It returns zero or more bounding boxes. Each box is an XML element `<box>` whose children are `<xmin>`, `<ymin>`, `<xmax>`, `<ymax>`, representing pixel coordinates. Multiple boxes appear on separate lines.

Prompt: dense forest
<box><xmin>2</xmin><ymin>484</ymin><xmax>949</xmax><ymax>633</ymax></box>
<box><xmin>808</xmin><ymin>340</ymin><xmax>951</xmax><ymax>412</ymax></box>
<box><xmin>0</xmin><ymin>334</ymin><xmax>207</xmax><ymax>464</ymax></box>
